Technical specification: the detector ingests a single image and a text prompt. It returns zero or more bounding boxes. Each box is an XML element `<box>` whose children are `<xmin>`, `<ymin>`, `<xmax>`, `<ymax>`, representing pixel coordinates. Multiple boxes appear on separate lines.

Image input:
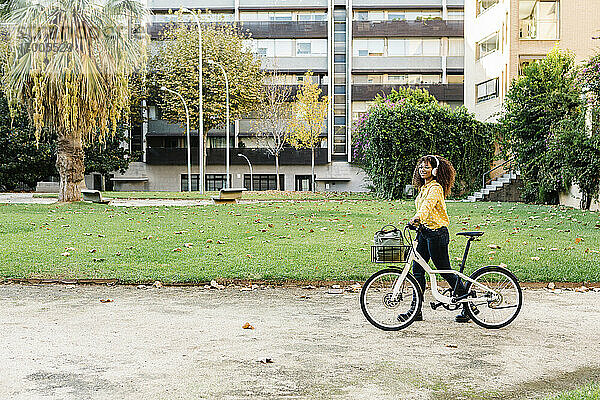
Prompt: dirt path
<box><xmin>0</xmin><ymin>284</ymin><xmax>598</xmax><ymax>400</ymax></box>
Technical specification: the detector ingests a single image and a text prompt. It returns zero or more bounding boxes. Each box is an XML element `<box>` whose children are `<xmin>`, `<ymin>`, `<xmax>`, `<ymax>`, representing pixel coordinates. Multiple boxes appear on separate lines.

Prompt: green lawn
<box><xmin>1</xmin><ymin>200</ymin><xmax>598</xmax><ymax>283</ymax></box>
<box><xmin>547</xmin><ymin>383</ymin><xmax>600</xmax><ymax>400</ymax></box>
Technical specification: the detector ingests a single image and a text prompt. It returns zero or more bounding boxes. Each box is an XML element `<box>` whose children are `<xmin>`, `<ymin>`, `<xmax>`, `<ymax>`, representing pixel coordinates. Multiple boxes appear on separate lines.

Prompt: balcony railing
<box><xmin>352</xmin><ymin>83</ymin><xmax>463</xmax><ymax>102</ymax></box>
<box><xmin>353</xmin><ymin>20</ymin><xmax>463</xmax><ymax>38</ymax></box>
<box><xmin>239</xmin><ymin>21</ymin><xmax>328</xmax><ymax>39</ymax></box>
<box><xmin>146</xmin><ymin>147</ymin><xmax>328</xmax><ymax>166</ymax></box>
<box><xmin>149</xmin><ymin>21</ymin><xmax>327</xmax><ymax>40</ymax></box>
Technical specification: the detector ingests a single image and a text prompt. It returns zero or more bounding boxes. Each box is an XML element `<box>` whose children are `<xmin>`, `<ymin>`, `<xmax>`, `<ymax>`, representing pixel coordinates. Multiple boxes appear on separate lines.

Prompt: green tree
<box><xmin>151</xmin><ymin>11</ymin><xmax>264</xmax><ymax>181</ymax></box>
<box><xmin>353</xmin><ymin>88</ymin><xmax>494</xmax><ymax>199</ymax></box>
<box><xmin>499</xmin><ymin>47</ymin><xmax>583</xmax><ymax>204</ymax></box>
<box><xmin>286</xmin><ymin>71</ymin><xmax>328</xmax><ymax>192</ymax></box>
<box><xmin>1</xmin><ymin>0</ymin><xmax>148</xmax><ymax>202</ymax></box>
<box><xmin>0</xmin><ymin>97</ymin><xmax>55</xmax><ymax>190</ymax></box>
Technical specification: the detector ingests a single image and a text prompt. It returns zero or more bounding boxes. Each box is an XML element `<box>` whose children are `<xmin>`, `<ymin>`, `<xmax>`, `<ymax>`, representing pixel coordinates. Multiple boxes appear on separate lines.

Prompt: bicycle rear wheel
<box><xmin>464</xmin><ymin>266</ymin><xmax>522</xmax><ymax>329</ymax></box>
<box><xmin>360</xmin><ymin>269</ymin><xmax>423</xmax><ymax>331</ymax></box>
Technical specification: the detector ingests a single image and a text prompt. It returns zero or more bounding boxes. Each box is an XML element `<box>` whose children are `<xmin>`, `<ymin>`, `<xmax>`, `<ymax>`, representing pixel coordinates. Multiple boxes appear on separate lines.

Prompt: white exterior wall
<box><xmin>464</xmin><ymin>0</ymin><xmax>506</xmax><ymax>122</ymax></box>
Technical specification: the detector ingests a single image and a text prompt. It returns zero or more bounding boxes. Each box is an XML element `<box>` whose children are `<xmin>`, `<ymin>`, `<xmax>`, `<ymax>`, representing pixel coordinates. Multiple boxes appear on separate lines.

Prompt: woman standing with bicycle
<box><xmin>403</xmin><ymin>155</ymin><xmax>469</xmax><ymax>323</ymax></box>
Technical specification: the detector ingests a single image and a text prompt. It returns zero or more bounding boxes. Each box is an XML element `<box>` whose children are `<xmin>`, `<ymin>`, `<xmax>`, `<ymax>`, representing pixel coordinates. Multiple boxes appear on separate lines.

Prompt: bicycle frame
<box><xmin>392</xmin><ymin>237</ymin><xmax>500</xmax><ymax>304</ymax></box>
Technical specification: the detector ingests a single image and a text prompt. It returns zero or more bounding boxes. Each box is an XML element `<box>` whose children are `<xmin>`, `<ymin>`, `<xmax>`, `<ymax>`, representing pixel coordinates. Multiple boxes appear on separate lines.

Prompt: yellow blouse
<box><xmin>414</xmin><ymin>180</ymin><xmax>449</xmax><ymax>230</ymax></box>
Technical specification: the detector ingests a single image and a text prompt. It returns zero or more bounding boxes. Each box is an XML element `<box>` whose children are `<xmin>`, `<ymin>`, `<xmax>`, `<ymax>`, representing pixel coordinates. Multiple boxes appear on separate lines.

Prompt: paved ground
<box><xmin>0</xmin><ymin>284</ymin><xmax>598</xmax><ymax>400</ymax></box>
<box><xmin>0</xmin><ymin>193</ymin><xmax>58</xmax><ymax>204</ymax></box>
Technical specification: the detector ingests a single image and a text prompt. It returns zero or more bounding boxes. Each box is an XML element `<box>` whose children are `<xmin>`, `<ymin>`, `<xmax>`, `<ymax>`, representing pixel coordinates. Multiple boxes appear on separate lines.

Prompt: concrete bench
<box><xmin>81</xmin><ymin>189</ymin><xmax>111</xmax><ymax>204</ymax></box>
<box><xmin>212</xmin><ymin>188</ymin><xmax>247</xmax><ymax>204</ymax></box>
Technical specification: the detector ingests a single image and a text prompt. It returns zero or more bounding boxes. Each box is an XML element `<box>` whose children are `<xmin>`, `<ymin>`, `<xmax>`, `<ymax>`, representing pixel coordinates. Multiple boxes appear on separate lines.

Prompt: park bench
<box><xmin>212</xmin><ymin>187</ymin><xmax>247</xmax><ymax>204</ymax></box>
<box><xmin>81</xmin><ymin>189</ymin><xmax>111</xmax><ymax>204</ymax></box>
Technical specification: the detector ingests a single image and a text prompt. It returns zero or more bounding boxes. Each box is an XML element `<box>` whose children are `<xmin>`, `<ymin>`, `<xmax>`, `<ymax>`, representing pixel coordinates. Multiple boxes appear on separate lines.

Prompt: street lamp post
<box><xmin>238</xmin><ymin>153</ymin><xmax>253</xmax><ymax>191</ymax></box>
<box><xmin>181</xmin><ymin>8</ymin><xmax>204</xmax><ymax>194</ymax></box>
<box><xmin>208</xmin><ymin>59</ymin><xmax>230</xmax><ymax>189</ymax></box>
<box><xmin>161</xmin><ymin>86</ymin><xmax>192</xmax><ymax>192</ymax></box>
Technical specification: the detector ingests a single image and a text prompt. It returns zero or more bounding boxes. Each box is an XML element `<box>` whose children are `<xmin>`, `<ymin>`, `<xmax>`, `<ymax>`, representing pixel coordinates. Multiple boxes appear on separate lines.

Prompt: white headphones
<box><xmin>427</xmin><ymin>155</ymin><xmax>440</xmax><ymax>177</ymax></box>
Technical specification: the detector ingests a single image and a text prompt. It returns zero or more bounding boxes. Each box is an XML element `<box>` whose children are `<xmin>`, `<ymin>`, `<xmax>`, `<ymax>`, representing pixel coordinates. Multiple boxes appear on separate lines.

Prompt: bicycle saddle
<box><xmin>456</xmin><ymin>231</ymin><xmax>484</xmax><ymax>237</ymax></box>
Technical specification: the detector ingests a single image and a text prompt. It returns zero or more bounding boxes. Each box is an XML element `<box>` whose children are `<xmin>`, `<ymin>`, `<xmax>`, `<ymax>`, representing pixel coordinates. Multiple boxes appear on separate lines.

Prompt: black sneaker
<box><xmin>455</xmin><ymin>306</ymin><xmax>471</xmax><ymax>323</ymax></box>
<box><xmin>398</xmin><ymin>310</ymin><xmax>423</xmax><ymax>322</ymax></box>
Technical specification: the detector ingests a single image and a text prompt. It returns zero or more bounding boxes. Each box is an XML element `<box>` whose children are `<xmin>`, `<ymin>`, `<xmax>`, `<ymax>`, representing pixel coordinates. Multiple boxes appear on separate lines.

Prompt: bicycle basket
<box><xmin>371</xmin><ymin>224</ymin><xmax>410</xmax><ymax>263</ymax></box>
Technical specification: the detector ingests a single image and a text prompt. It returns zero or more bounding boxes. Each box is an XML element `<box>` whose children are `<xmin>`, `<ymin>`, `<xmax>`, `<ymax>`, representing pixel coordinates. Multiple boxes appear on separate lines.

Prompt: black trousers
<box><xmin>411</xmin><ymin>226</ymin><xmax>463</xmax><ymax>295</ymax></box>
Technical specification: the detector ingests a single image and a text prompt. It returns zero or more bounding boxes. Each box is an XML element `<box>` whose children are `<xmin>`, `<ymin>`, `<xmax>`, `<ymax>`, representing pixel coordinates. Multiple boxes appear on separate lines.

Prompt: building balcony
<box><xmin>352</xmin><ymin>83</ymin><xmax>463</xmax><ymax>102</ymax></box>
<box><xmin>146</xmin><ymin>147</ymin><xmax>329</xmax><ymax>166</ymax></box>
<box><xmin>351</xmin><ymin>0</ymin><xmax>461</xmax><ymax>7</ymax></box>
<box><xmin>239</xmin><ymin>21</ymin><xmax>327</xmax><ymax>39</ymax></box>
<box><xmin>352</xmin><ymin>20</ymin><xmax>463</xmax><ymax>38</ymax></box>
<box><xmin>261</xmin><ymin>56</ymin><xmax>328</xmax><ymax>73</ymax></box>
<box><xmin>353</xmin><ymin>56</ymin><xmax>443</xmax><ymax>73</ymax></box>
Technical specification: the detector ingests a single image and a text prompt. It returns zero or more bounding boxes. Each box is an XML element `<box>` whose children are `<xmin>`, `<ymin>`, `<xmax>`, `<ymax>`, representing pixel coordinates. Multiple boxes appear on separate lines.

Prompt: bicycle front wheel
<box><xmin>360</xmin><ymin>269</ymin><xmax>423</xmax><ymax>331</ymax></box>
<box><xmin>465</xmin><ymin>266</ymin><xmax>522</xmax><ymax>329</ymax></box>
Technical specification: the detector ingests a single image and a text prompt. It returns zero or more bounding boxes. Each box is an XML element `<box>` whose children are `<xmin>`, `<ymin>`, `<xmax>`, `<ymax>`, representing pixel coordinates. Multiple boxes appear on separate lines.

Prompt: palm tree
<box><xmin>1</xmin><ymin>0</ymin><xmax>148</xmax><ymax>201</ymax></box>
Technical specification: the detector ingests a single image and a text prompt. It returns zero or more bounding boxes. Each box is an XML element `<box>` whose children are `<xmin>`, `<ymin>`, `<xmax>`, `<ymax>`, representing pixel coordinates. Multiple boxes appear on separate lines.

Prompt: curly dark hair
<box><xmin>412</xmin><ymin>155</ymin><xmax>456</xmax><ymax>198</ymax></box>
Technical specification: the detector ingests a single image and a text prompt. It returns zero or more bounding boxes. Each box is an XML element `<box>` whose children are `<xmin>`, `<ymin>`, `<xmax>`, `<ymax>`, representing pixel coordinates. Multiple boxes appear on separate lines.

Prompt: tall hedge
<box><xmin>353</xmin><ymin>91</ymin><xmax>495</xmax><ymax>199</ymax></box>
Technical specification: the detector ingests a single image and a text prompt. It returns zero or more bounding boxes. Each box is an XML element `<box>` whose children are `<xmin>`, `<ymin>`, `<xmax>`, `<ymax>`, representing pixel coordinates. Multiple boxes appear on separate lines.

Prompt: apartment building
<box><xmin>465</xmin><ymin>0</ymin><xmax>600</xmax><ymax>122</ymax></box>
<box><xmin>116</xmin><ymin>0</ymin><xmax>465</xmax><ymax>192</ymax></box>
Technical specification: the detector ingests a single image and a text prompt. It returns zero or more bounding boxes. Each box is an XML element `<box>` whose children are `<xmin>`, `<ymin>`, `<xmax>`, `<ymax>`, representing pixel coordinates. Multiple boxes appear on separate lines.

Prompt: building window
<box><xmin>477</xmin><ymin>0</ymin><xmax>500</xmax><ymax>15</ymax></box>
<box><xmin>354</xmin><ymin>10</ymin><xmax>441</xmax><ymax>21</ymax></box>
<box><xmin>519</xmin><ymin>0</ymin><xmax>559</xmax><ymax>40</ymax></box>
<box><xmin>295</xmin><ymin>175</ymin><xmax>312</xmax><ymax>191</ymax></box>
<box><xmin>447</xmin><ymin>10</ymin><xmax>464</xmax><ymax>20</ymax></box>
<box><xmin>181</xmin><ymin>174</ymin><xmax>201</xmax><ymax>191</ymax></box>
<box><xmin>353</xmin><ymin>39</ymin><xmax>385</xmax><ymax>57</ymax></box>
<box><xmin>448</xmin><ymin>38</ymin><xmax>464</xmax><ymax>56</ymax></box>
<box><xmin>477</xmin><ymin>33</ymin><xmax>499</xmax><ymax>59</ymax></box>
<box><xmin>206</xmin><ymin>174</ymin><xmax>231</xmax><ymax>191</ymax></box>
<box><xmin>296</xmin><ymin>39</ymin><xmax>327</xmax><ymax>56</ymax></box>
<box><xmin>244</xmin><ymin>174</ymin><xmax>284</xmax><ymax>191</ymax></box>
<box><xmin>476</xmin><ymin>78</ymin><xmax>499</xmax><ymax>103</ymax></box>
<box><xmin>387</xmin><ymin>38</ymin><xmax>440</xmax><ymax>56</ymax></box>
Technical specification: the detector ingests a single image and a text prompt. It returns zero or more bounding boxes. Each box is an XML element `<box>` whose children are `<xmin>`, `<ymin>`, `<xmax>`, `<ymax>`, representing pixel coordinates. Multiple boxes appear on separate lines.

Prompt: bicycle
<box><xmin>360</xmin><ymin>223</ymin><xmax>523</xmax><ymax>331</ymax></box>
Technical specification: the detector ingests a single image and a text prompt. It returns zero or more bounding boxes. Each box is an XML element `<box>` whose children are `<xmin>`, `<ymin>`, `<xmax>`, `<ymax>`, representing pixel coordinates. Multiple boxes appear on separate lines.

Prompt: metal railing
<box><xmin>482</xmin><ymin>157</ymin><xmax>515</xmax><ymax>188</ymax></box>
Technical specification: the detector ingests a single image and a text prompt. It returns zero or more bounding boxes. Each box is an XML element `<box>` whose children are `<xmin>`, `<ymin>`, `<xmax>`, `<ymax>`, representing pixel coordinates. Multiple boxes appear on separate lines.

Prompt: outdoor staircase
<box><xmin>466</xmin><ymin>170</ymin><xmax>522</xmax><ymax>202</ymax></box>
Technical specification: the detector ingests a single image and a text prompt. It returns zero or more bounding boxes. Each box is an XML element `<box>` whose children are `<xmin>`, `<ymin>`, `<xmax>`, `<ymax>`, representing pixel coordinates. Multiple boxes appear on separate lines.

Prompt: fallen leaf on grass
<box><xmin>575</xmin><ymin>238</ymin><xmax>583</xmax><ymax>244</ymax></box>
<box><xmin>172</xmin><ymin>248</ymin><xmax>182</xmax><ymax>252</ymax></box>
<box><xmin>530</xmin><ymin>257</ymin><xmax>540</xmax><ymax>261</ymax></box>
<box><xmin>98</xmin><ymin>234</ymin><xmax>105</xmax><ymax>238</ymax></box>
<box><xmin>488</xmin><ymin>244</ymin><xmax>501</xmax><ymax>249</ymax></box>
<box><xmin>93</xmin><ymin>258</ymin><xmax>105</xmax><ymax>262</ymax></box>
<box><xmin>89</xmin><ymin>249</ymin><xmax>97</xmax><ymax>253</ymax></box>
<box><xmin>242</xmin><ymin>322</ymin><xmax>255</xmax><ymax>330</ymax></box>
<box><xmin>217</xmin><ymin>240</ymin><xmax>225</xmax><ymax>244</ymax></box>
<box><xmin>61</xmin><ymin>252</ymin><xmax>70</xmax><ymax>257</ymax></box>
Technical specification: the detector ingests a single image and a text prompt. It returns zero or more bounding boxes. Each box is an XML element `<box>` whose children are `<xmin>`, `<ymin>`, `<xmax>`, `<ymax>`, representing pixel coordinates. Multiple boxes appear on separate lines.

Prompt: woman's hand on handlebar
<box><xmin>407</xmin><ymin>216</ymin><xmax>420</xmax><ymax>230</ymax></box>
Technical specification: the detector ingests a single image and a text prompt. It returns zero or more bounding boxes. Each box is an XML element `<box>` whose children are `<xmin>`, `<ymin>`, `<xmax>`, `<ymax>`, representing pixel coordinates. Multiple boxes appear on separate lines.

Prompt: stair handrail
<box><xmin>483</xmin><ymin>157</ymin><xmax>516</xmax><ymax>188</ymax></box>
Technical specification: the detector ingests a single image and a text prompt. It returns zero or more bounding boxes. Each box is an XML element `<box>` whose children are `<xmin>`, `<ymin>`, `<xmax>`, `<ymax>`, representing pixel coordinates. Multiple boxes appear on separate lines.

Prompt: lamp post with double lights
<box><xmin>161</xmin><ymin>86</ymin><xmax>192</xmax><ymax>192</ymax></box>
<box><xmin>181</xmin><ymin>7</ymin><xmax>204</xmax><ymax>193</ymax></box>
<box><xmin>238</xmin><ymin>153</ymin><xmax>253</xmax><ymax>191</ymax></box>
<box><xmin>207</xmin><ymin>59</ymin><xmax>230</xmax><ymax>188</ymax></box>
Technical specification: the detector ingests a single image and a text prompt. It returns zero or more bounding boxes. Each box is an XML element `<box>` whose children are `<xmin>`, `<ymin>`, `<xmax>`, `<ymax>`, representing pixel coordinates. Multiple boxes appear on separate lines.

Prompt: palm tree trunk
<box><xmin>275</xmin><ymin>154</ymin><xmax>280</xmax><ymax>191</ymax></box>
<box><xmin>311</xmin><ymin>146</ymin><xmax>315</xmax><ymax>192</ymax></box>
<box><xmin>56</xmin><ymin>134</ymin><xmax>85</xmax><ymax>202</ymax></box>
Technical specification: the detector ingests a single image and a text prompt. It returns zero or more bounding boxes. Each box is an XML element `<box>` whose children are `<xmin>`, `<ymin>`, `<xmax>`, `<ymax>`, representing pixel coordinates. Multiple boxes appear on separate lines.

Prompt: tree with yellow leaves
<box><xmin>286</xmin><ymin>72</ymin><xmax>328</xmax><ymax>192</ymax></box>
